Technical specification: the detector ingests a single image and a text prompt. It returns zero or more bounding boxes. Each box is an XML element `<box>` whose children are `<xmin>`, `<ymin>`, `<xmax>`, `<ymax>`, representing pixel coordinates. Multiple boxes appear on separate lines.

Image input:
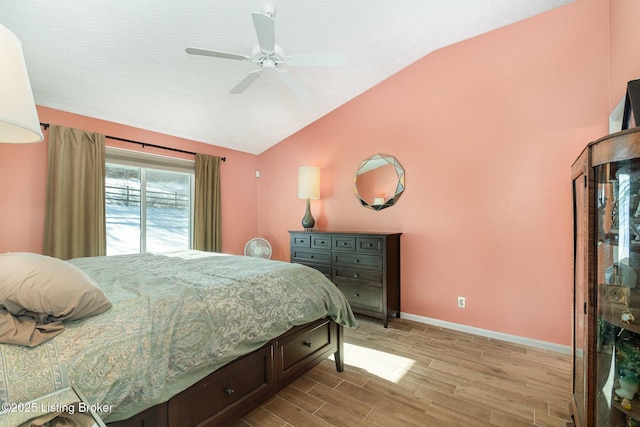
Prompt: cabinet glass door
<box><xmin>596</xmin><ymin>159</ymin><xmax>640</xmax><ymax>426</ymax></box>
<box><xmin>573</xmin><ymin>170</ymin><xmax>587</xmax><ymax>426</ymax></box>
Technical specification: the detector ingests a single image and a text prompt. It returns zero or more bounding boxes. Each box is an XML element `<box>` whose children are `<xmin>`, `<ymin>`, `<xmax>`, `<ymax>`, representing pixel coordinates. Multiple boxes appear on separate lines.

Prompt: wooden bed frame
<box><xmin>107</xmin><ymin>317</ymin><xmax>344</xmax><ymax>427</ymax></box>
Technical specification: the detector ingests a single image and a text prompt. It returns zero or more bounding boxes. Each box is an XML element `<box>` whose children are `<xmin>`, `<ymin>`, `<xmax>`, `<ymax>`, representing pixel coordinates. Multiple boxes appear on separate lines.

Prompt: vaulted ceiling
<box><xmin>1</xmin><ymin>0</ymin><xmax>574</xmax><ymax>154</ymax></box>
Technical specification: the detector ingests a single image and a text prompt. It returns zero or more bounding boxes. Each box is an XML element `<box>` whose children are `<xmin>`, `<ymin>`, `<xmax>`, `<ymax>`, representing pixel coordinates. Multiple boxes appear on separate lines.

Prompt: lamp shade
<box><xmin>298</xmin><ymin>166</ymin><xmax>320</xmax><ymax>200</ymax></box>
<box><xmin>0</xmin><ymin>24</ymin><xmax>43</xmax><ymax>143</ymax></box>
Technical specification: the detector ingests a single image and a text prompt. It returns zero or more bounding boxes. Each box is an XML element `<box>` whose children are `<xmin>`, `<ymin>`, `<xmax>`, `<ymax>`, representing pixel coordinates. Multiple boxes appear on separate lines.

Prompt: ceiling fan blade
<box><xmin>278</xmin><ymin>70</ymin><xmax>311</xmax><ymax>98</ymax></box>
<box><xmin>286</xmin><ymin>52</ymin><xmax>346</xmax><ymax>67</ymax></box>
<box><xmin>230</xmin><ymin>69</ymin><xmax>262</xmax><ymax>94</ymax></box>
<box><xmin>185</xmin><ymin>47</ymin><xmax>250</xmax><ymax>61</ymax></box>
<box><xmin>251</xmin><ymin>12</ymin><xmax>276</xmax><ymax>53</ymax></box>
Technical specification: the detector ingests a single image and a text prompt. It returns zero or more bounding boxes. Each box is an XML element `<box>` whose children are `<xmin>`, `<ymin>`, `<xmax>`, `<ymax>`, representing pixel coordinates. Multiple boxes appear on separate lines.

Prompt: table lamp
<box><xmin>298</xmin><ymin>166</ymin><xmax>320</xmax><ymax>230</ymax></box>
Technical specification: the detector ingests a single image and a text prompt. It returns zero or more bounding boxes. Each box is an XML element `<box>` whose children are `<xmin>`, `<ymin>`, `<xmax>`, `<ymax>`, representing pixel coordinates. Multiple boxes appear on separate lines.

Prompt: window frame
<box><xmin>105</xmin><ymin>147</ymin><xmax>195</xmax><ymax>254</ymax></box>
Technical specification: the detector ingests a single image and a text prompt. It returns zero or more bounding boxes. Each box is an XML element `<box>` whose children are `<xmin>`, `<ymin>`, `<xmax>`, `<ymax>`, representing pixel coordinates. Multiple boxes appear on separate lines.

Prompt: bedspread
<box><xmin>0</xmin><ymin>251</ymin><xmax>356</xmax><ymax>422</ymax></box>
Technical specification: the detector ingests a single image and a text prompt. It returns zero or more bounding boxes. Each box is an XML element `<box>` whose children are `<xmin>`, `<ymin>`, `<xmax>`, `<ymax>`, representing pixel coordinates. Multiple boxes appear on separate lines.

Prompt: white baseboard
<box><xmin>400</xmin><ymin>312</ymin><xmax>571</xmax><ymax>355</ymax></box>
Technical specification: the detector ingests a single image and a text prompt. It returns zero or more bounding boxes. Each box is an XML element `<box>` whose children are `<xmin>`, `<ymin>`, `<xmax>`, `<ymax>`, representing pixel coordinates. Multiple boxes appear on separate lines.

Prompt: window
<box><xmin>105</xmin><ymin>148</ymin><xmax>194</xmax><ymax>255</ymax></box>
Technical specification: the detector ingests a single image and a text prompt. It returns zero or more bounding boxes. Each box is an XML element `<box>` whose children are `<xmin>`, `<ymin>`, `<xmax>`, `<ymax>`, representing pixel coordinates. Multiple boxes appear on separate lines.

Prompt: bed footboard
<box><xmin>108</xmin><ymin>317</ymin><xmax>343</xmax><ymax>427</ymax></box>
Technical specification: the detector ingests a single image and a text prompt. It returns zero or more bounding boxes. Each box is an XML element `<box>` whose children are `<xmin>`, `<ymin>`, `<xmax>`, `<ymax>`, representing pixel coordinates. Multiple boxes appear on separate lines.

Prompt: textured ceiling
<box><xmin>0</xmin><ymin>0</ymin><xmax>573</xmax><ymax>154</ymax></box>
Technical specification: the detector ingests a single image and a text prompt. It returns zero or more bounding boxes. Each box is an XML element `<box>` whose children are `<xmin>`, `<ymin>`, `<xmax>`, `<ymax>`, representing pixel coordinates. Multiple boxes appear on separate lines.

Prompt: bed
<box><xmin>0</xmin><ymin>250</ymin><xmax>356</xmax><ymax>426</ymax></box>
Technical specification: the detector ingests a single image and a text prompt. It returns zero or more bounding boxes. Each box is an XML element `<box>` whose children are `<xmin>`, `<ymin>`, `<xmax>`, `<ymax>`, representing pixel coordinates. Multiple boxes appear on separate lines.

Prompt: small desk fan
<box><xmin>244</xmin><ymin>238</ymin><xmax>272</xmax><ymax>259</ymax></box>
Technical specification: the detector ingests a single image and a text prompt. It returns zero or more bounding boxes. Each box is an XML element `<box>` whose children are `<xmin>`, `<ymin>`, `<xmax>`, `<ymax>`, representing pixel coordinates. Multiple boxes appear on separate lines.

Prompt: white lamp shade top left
<box><xmin>0</xmin><ymin>24</ymin><xmax>43</xmax><ymax>143</ymax></box>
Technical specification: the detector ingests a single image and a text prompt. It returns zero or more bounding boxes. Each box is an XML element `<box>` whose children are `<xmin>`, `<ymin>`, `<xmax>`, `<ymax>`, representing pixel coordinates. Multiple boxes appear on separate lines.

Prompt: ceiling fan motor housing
<box><xmin>251</xmin><ymin>45</ymin><xmax>286</xmax><ymax>66</ymax></box>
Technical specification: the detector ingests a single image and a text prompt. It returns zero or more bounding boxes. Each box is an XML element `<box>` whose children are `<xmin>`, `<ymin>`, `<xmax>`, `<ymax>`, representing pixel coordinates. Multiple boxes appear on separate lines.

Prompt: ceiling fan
<box><xmin>185</xmin><ymin>5</ymin><xmax>345</xmax><ymax>98</ymax></box>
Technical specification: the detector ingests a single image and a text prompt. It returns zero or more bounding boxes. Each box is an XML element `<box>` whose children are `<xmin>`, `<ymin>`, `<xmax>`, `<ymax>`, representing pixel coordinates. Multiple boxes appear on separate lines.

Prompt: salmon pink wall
<box><xmin>257</xmin><ymin>0</ymin><xmax>610</xmax><ymax>345</ymax></box>
<box><xmin>0</xmin><ymin>141</ymin><xmax>47</xmax><ymax>252</ymax></box>
<box><xmin>609</xmin><ymin>0</ymin><xmax>640</xmax><ymax>108</ymax></box>
<box><xmin>0</xmin><ymin>106</ymin><xmax>258</xmax><ymax>255</ymax></box>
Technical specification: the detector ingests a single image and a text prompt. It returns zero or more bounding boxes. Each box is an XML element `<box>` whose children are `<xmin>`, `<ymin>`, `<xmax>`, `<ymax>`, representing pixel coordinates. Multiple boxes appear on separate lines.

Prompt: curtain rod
<box><xmin>40</xmin><ymin>123</ymin><xmax>226</xmax><ymax>162</ymax></box>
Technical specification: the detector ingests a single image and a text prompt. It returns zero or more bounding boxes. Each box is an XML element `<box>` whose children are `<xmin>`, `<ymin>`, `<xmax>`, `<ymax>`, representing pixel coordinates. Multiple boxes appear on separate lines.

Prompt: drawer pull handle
<box><xmin>354</xmin><ymin>259</ymin><xmax>360</xmax><ymax>263</ymax></box>
<box><xmin>225</xmin><ymin>387</ymin><xmax>235</xmax><ymax>396</ymax></box>
<box><xmin>303</xmin><ymin>341</ymin><xmax>313</xmax><ymax>348</ymax></box>
<box><xmin>353</xmin><ymin>274</ymin><xmax>359</xmax><ymax>279</ymax></box>
<box><xmin>354</xmin><ymin>293</ymin><xmax>360</xmax><ymax>298</ymax></box>
<box><xmin>309</xmin><ymin>255</ymin><xmax>314</xmax><ymax>258</ymax></box>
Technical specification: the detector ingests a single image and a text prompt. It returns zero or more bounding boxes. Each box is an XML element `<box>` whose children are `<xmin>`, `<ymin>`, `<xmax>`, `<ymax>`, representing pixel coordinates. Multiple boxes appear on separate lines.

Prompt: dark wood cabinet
<box><xmin>571</xmin><ymin>128</ymin><xmax>640</xmax><ymax>426</ymax></box>
<box><xmin>289</xmin><ymin>231</ymin><xmax>401</xmax><ymax>327</ymax></box>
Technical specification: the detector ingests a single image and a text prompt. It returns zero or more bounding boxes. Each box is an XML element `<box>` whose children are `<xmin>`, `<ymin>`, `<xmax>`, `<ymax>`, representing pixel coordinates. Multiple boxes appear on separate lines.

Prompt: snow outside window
<box><xmin>105</xmin><ymin>148</ymin><xmax>195</xmax><ymax>255</ymax></box>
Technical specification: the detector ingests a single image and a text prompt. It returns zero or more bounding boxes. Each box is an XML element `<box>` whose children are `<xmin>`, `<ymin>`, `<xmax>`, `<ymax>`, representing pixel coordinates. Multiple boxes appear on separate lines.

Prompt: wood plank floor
<box><xmin>234</xmin><ymin>317</ymin><xmax>573</xmax><ymax>427</ymax></box>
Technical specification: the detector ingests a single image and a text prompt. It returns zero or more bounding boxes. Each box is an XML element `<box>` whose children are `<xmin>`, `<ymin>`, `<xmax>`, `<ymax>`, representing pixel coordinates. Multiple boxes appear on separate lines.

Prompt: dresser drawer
<box><xmin>334</xmin><ymin>253</ymin><xmax>383</xmax><ymax>270</ymax></box>
<box><xmin>336</xmin><ymin>283</ymin><xmax>383</xmax><ymax>312</ymax></box>
<box><xmin>168</xmin><ymin>346</ymin><xmax>273</xmax><ymax>426</ymax></box>
<box><xmin>291</xmin><ymin>234</ymin><xmax>311</xmax><ymax>248</ymax></box>
<box><xmin>292</xmin><ymin>249</ymin><xmax>331</xmax><ymax>265</ymax></box>
<box><xmin>333</xmin><ymin>266</ymin><xmax>382</xmax><ymax>285</ymax></box>
<box><xmin>357</xmin><ymin>237</ymin><xmax>384</xmax><ymax>254</ymax></box>
<box><xmin>333</xmin><ymin>236</ymin><xmax>356</xmax><ymax>251</ymax></box>
<box><xmin>278</xmin><ymin>318</ymin><xmax>333</xmax><ymax>381</ymax></box>
<box><xmin>294</xmin><ymin>261</ymin><xmax>331</xmax><ymax>278</ymax></box>
<box><xmin>311</xmin><ymin>235</ymin><xmax>332</xmax><ymax>249</ymax></box>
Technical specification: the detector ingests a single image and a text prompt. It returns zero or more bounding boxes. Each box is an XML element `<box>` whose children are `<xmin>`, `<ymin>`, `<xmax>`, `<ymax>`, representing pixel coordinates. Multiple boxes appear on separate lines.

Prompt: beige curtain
<box><xmin>193</xmin><ymin>154</ymin><xmax>222</xmax><ymax>252</ymax></box>
<box><xmin>43</xmin><ymin>125</ymin><xmax>106</xmax><ymax>259</ymax></box>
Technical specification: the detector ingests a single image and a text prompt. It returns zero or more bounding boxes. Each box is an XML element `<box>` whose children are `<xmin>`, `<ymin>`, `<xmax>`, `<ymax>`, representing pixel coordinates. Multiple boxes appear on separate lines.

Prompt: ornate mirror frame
<box><xmin>353</xmin><ymin>153</ymin><xmax>405</xmax><ymax>211</ymax></box>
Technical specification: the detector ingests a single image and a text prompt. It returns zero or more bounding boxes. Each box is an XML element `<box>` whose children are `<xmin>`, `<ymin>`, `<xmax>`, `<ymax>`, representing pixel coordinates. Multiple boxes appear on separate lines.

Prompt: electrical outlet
<box><xmin>457</xmin><ymin>296</ymin><xmax>466</xmax><ymax>309</ymax></box>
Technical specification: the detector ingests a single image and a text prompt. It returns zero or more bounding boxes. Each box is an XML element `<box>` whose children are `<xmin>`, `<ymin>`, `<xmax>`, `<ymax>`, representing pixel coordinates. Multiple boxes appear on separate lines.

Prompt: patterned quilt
<box><xmin>0</xmin><ymin>251</ymin><xmax>356</xmax><ymax>422</ymax></box>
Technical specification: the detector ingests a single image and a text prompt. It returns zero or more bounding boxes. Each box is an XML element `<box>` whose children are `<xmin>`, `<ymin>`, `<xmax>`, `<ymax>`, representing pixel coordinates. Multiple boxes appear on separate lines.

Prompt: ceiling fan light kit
<box><xmin>185</xmin><ymin>5</ymin><xmax>344</xmax><ymax>98</ymax></box>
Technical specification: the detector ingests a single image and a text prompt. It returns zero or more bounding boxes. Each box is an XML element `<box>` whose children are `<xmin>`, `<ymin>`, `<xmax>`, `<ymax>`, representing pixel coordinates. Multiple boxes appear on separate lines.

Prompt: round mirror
<box><xmin>354</xmin><ymin>154</ymin><xmax>405</xmax><ymax>210</ymax></box>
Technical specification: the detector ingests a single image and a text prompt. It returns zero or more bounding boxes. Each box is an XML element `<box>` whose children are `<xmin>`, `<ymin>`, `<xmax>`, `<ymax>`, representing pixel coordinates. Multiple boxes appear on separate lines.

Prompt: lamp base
<box><xmin>301</xmin><ymin>198</ymin><xmax>315</xmax><ymax>230</ymax></box>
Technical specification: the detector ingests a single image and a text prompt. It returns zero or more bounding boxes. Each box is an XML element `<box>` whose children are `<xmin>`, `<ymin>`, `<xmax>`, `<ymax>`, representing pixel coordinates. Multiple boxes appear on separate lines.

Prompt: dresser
<box><xmin>289</xmin><ymin>231</ymin><xmax>401</xmax><ymax>327</ymax></box>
